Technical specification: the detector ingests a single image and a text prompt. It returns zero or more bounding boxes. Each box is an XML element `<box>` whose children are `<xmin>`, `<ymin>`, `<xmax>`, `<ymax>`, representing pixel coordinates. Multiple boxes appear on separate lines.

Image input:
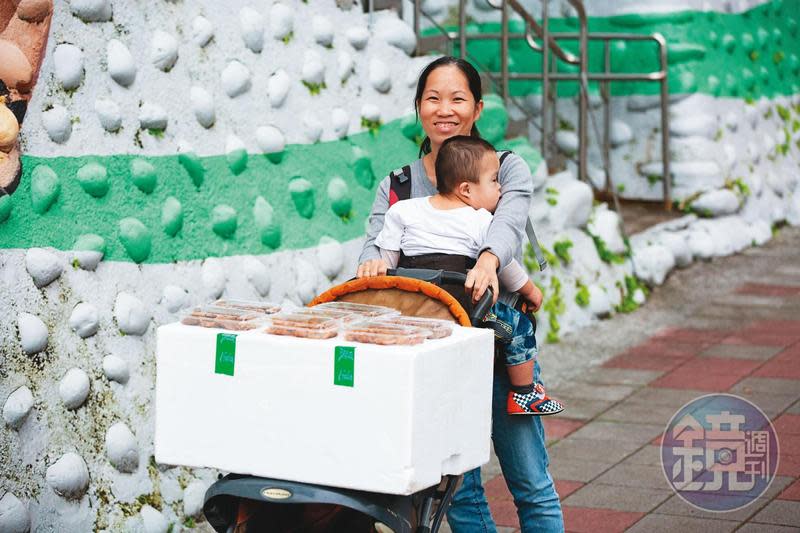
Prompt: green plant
<box><xmin>574</xmin><ymin>281</ymin><xmax>590</xmax><ymax>308</ymax></box>
<box><xmin>302</xmin><ymin>81</ymin><xmax>326</xmax><ymax>95</ymax></box>
<box><xmin>553</xmin><ymin>239</ymin><xmax>573</xmax><ymax>264</ymax></box>
<box><xmin>646</xmin><ymin>174</ymin><xmax>661</xmax><ymax>186</ymax></box>
<box><xmin>773</xmin><ymin>50</ymin><xmax>785</xmax><ymax>64</ymax></box>
<box><xmin>282</xmin><ymin>32</ymin><xmax>294</xmax><ymax>44</ymax></box>
<box><xmin>545</xmin><ymin>187</ymin><xmax>558</xmax><ymax>206</ymax></box>
<box><xmin>727</xmin><ymin>177</ymin><xmax>751</xmax><ymax>197</ymax></box>
<box><xmin>543</xmin><ymin>276</ymin><xmax>565</xmax><ymax>343</ymax></box>
<box><xmin>763</xmin><ymin>107</ymin><xmax>773</xmax><ymax>119</ymax></box>
<box><xmin>588</xmin><ymin>232</ymin><xmax>627</xmax><ymax>264</ymax></box>
<box><xmin>360</xmin><ymin>117</ymin><xmax>382</xmax><ymax>135</ymax></box>
<box><xmin>777</xmin><ymin>104</ymin><xmax>791</xmax><ymax>121</ymax></box>
<box><xmin>615</xmin><ymin>275</ymin><xmax>648</xmax><ymax>313</ymax></box>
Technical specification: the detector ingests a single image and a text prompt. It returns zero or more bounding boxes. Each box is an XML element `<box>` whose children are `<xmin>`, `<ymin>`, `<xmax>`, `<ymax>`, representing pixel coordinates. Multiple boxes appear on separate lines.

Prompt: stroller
<box><xmin>203</xmin><ymin>268</ymin><xmax>494</xmax><ymax>533</ymax></box>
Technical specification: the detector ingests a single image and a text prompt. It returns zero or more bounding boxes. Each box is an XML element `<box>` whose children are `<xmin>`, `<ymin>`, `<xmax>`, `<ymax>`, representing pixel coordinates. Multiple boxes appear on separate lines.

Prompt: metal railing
<box><xmin>408</xmin><ymin>0</ymin><xmax>673</xmax><ymax>211</ymax></box>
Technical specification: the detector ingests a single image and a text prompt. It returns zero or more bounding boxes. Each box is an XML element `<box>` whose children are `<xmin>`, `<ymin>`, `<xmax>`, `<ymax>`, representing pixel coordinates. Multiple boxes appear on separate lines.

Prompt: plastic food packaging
<box><xmin>374</xmin><ymin>316</ymin><xmax>453</xmax><ymax>339</ymax></box>
<box><xmin>313</xmin><ymin>302</ymin><xmax>400</xmax><ymax>319</ymax></box>
<box><xmin>181</xmin><ymin>305</ymin><xmax>268</xmax><ymax>331</ymax></box>
<box><xmin>293</xmin><ymin>307</ymin><xmax>361</xmax><ymax>323</ymax></box>
<box><xmin>213</xmin><ymin>299</ymin><xmax>281</xmax><ymax>314</ymax></box>
<box><xmin>264</xmin><ymin>311</ymin><xmax>342</xmax><ymax>339</ymax></box>
<box><xmin>342</xmin><ymin>321</ymin><xmax>427</xmax><ymax>346</ymax></box>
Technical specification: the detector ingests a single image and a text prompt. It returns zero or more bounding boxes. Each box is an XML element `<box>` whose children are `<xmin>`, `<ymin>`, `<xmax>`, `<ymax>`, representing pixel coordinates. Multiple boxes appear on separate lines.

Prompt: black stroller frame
<box><xmin>202</xmin><ymin>268</ymin><xmax>494</xmax><ymax>533</ymax></box>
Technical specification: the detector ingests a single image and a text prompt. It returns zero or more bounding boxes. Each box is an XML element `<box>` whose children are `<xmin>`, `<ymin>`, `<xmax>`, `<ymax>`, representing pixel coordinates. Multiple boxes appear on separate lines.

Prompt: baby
<box><xmin>373</xmin><ymin>135</ymin><xmax>563</xmax><ymax>416</ymax></box>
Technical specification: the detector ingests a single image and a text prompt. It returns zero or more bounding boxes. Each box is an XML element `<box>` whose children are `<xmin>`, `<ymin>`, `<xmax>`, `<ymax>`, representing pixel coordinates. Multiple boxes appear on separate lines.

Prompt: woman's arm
<box><xmin>357</xmin><ymin>176</ymin><xmax>391</xmax><ymax>277</ymax></box>
<box><xmin>480</xmin><ymin>153</ymin><xmax>533</xmax><ymax>270</ymax></box>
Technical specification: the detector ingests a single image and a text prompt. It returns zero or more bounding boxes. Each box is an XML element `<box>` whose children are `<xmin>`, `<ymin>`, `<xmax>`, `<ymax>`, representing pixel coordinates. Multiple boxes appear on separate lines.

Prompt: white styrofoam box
<box><xmin>155</xmin><ymin>323</ymin><xmax>494</xmax><ymax>495</ymax></box>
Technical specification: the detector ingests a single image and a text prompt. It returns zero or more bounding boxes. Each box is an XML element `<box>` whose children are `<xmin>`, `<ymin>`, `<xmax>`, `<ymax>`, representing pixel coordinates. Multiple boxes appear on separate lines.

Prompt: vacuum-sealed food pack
<box><xmin>313</xmin><ymin>301</ymin><xmax>400</xmax><ymax>319</ymax></box>
<box><xmin>373</xmin><ymin>316</ymin><xmax>453</xmax><ymax>339</ymax></box>
<box><xmin>181</xmin><ymin>305</ymin><xmax>268</xmax><ymax>331</ymax></box>
<box><xmin>212</xmin><ymin>299</ymin><xmax>281</xmax><ymax>314</ymax></box>
<box><xmin>342</xmin><ymin>321</ymin><xmax>427</xmax><ymax>346</ymax></box>
<box><xmin>264</xmin><ymin>311</ymin><xmax>342</xmax><ymax>339</ymax></box>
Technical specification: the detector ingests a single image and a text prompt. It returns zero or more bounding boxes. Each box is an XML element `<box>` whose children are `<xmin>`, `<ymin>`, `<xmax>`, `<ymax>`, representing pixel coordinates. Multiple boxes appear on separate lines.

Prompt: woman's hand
<box><xmin>356</xmin><ymin>258</ymin><xmax>389</xmax><ymax>278</ymax></box>
<box><xmin>465</xmin><ymin>251</ymin><xmax>500</xmax><ymax>304</ymax></box>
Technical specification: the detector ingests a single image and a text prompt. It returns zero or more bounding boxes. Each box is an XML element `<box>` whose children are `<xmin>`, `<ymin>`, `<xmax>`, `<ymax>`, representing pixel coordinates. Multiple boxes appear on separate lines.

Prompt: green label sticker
<box><xmin>334</xmin><ymin>346</ymin><xmax>355</xmax><ymax>387</ymax></box>
<box><xmin>215</xmin><ymin>333</ymin><xmax>237</xmax><ymax>376</ymax></box>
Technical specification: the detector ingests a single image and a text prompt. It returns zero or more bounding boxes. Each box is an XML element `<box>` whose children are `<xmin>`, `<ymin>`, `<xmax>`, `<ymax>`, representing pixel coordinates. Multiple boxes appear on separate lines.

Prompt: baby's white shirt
<box><xmin>375</xmin><ymin>197</ymin><xmax>529</xmax><ymax>292</ymax></box>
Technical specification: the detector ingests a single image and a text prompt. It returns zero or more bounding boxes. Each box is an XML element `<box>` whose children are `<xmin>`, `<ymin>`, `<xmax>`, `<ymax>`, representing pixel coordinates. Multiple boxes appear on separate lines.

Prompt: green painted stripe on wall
<box><xmin>0</xmin><ymin>116</ymin><xmax>542</xmax><ymax>263</ymax></box>
<box><xmin>440</xmin><ymin>0</ymin><xmax>800</xmax><ymax>98</ymax></box>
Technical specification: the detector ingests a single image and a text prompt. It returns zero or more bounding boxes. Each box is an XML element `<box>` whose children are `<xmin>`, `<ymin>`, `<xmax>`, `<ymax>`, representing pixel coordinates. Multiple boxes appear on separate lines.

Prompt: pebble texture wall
<box><xmin>0</xmin><ymin>0</ymin><xmax>798</xmax><ymax>532</ymax></box>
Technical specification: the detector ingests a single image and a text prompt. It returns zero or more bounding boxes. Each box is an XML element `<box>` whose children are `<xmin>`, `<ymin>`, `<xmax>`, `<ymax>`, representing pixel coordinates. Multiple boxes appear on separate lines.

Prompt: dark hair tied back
<box><xmin>414</xmin><ymin>56</ymin><xmax>483</xmax><ymax>156</ymax></box>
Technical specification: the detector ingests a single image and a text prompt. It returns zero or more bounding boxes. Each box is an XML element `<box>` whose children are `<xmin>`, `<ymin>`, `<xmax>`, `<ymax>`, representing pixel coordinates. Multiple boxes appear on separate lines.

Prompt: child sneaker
<box><xmin>507</xmin><ymin>389</ymin><xmax>565</xmax><ymax>416</ymax></box>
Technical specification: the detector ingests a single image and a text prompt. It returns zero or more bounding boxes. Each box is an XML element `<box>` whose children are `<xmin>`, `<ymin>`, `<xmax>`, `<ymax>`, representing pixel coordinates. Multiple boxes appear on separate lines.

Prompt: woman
<box><xmin>357</xmin><ymin>56</ymin><xmax>564</xmax><ymax>533</ymax></box>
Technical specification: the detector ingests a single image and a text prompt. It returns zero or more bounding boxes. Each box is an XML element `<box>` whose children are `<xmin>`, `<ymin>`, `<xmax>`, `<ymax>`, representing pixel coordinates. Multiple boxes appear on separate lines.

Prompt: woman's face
<box><xmin>418</xmin><ymin>65</ymin><xmax>483</xmax><ymax>151</ymax></box>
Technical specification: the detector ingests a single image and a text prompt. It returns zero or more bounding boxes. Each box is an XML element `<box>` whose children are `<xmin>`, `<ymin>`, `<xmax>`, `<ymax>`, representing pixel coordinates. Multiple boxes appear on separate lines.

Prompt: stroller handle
<box><xmin>386</xmin><ymin>268</ymin><xmax>494</xmax><ymax>326</ymax></box>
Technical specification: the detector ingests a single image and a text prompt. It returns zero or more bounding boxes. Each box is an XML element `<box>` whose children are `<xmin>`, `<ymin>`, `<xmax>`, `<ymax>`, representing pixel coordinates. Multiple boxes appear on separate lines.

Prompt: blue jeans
<box><xmin>488</xmin><ymin>301</ymin><xmax>538</xmax><ymax>367</ymax></box>
<box><xmin>446</xmin><ymin>362</ymin><xmax>564</xmax><ymax>533</ymax></box>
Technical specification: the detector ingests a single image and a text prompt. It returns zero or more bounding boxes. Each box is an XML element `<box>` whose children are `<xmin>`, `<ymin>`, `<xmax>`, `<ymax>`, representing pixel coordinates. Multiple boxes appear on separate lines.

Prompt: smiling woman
<box><xmin>356</xmin><ymin>56</ymin><xmax>565</xmax><ymax>532</ymax></box>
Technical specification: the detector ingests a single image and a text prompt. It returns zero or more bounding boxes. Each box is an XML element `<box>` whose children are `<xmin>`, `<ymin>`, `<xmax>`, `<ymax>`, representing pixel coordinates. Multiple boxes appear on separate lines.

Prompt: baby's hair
<box><xmin>435</xmin><ymin>136</ymin><xmax>496</xmax><ymax>195</ymax></box>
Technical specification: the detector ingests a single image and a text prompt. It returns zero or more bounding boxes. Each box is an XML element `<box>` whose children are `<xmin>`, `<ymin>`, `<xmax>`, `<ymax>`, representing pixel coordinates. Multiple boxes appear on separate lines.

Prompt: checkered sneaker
<box><xmin>507</xmin><ymin>390</ymin><xmax>565</xmax><ymax>416</ymax></box>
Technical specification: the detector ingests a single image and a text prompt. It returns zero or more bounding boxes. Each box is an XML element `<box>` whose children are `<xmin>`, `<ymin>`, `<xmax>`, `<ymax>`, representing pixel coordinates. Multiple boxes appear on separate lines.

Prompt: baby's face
<box><xmin>471</xmin><ymin>151</ymin><xmax>501</xmax><ymax>213</ymax></box>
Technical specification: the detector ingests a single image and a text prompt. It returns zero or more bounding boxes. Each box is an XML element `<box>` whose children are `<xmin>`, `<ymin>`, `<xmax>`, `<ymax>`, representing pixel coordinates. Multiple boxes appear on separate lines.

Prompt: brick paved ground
<box><xmin>444</xmin><ymin>226</ymin><xmax>800</xmax><ymax>532</ymax></box>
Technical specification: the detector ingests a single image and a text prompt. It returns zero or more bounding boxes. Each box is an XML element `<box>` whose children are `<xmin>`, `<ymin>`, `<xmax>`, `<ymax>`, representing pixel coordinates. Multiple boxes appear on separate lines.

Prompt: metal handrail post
<box><xmin>569</xmin><ymin>0</ymin><xmax>589</xmax><ymax>182</ymax></box>
<box><xmin>413</xmin><ymin>0</ymin><xmax>421</xmax><ymax>52</ymax></box>
<box><xmin>501</xmin><ymin>1</ymin><xmax>510</xmax><ymax>103</ymax></box>
<box><xmin>602</xmin><ymin>39</ymin><xmax>611</xmax><ymax>194</ymax></box>
<box><xmin>654</xmin><ymin>32</ymin><xmax>671</xmax><ymax>211</ymax></box>
<box><xmin>541</xmin><ymin>0</ymin><xmax>550</xmax><ymax>163</ymax></box>
<box><xmin>459</xmin><ymin>0</ymin><xmax>467</xmax><ymax>59</ymax></box>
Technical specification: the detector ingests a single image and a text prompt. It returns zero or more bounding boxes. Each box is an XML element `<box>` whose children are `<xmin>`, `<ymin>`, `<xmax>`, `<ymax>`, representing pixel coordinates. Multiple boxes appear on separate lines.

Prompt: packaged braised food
<box><xmin>373</xmin><ymin>316</ymin><xmax>453</xmax><ymax>339</ymax></box>
<box><xmin>313</xmin><ymin>302</ymin><xmax>400</xmax><ymax>319</ymax></box>
<box><xmin>264</xmin><ymin>311</ymin><xmax>341</xmax><ymax>339</ymax></box>
<box><xmin>213</xmin><ymin>299</ymin><xmax>281</xmax><ymax>314</ymax></box>
<box><xmin>181</xmin><ymin>305</ymin><xmax>267</xmax><ymax>330</ymax></box>
<box><xmin>293</xmin><ymin>307</ymin><xmax>360</xmax><ymax>323</ymax></box>
<box><xmin>342</xmin><ymin>322</ymin><xmax>426</xmax><ymax>346</ymax></box>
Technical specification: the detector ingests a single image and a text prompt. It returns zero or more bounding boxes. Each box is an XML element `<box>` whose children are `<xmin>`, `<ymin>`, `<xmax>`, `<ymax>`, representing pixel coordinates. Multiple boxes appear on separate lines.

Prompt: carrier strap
<box><xmin>388</xmin><ymin>165</ymin><xmax>412</xmax><ymax>207</ymax></box>
<box><xmin>499</xmin><ymin>151</ymin><xmax>548</xmax><ymax>272</ymax></box>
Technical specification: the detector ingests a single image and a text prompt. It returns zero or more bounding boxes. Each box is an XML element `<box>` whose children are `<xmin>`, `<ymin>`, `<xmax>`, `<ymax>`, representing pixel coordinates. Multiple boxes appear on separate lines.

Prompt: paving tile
<box><xmin>625</xmin><ymin>387</ymin><xmax>711</xmax><ymax>409</ymax></box>
<box><xmin>723</xmin><ymin>388</ymin><xmax>800</xmax><ymax>419</ymax></box>
<box><xmin>778</xmin><ymin>454</ymin><xmax>800</xmax><ymax>477</ymax></box>
<box><xmin>562</xmin><ymin>482</ymin><xmax>672</xmax><ymax>512</ymax></box>
<box><xmin>544</xmin><ymin>397</ymin><xmax>616</xmax><ymax>421</ymax></box>
<box><xmin>568</xmin><ymin>421</ymin><xmax>664</xmax><ymax>445</ymax></box>
<box><xmin>621</xmin><ymin>445</ymin><xmax>663</xmax><ymax>466</ymax></box>
<box><xmin>484</xmin><ymin>475</ymin><xmax>513</xmax><ymax>501</ymax></box>
<box><xmin>699</xmin><ymin>344</ymin><xmax>784</xmax><ymax>360</ymax></box>
<box><xmin>652</xmin><ymin>327</ymin><xmax>731</xmax><ymax>343</ymax></box>
<box><xmin>737</xmin><ymin>524</ymin><xmax>800</xmax><ymax>533</ymax></box>
<box><xmin>555</xmin><ymin>479</ymin><xmax>585</xmax><ymax>500</ymax></box>
<box><xmin>601</xmin><ymin>352</ymin><xmax>687</xmax><ymax>372</ymax></box>
<box><xmin>788</xmin><ymin>400</ymin><xmax>800</xmax><ymax>415</ymax></box>
<box><xmin>748</xmin><ymin>499</ymin><xmax>800</xmax><ymax>527</ymax></box>
<box><xmin>779</xmin><ymin>479</ymin><xmax>800</xmax><ymax>501</ymax></box>
<box><xmin>731</xmin><ymin>377</ymin><xmax>800</xmax><ymax>397</ymax></box>
<box><xmin>735</xmin><ymin>283</ymin><xmax>800</xmax><ymax>297</ymax></box>
<box><xmin>652</xmin><ymin>476</ymin><xmax>793</xmax><ymax>523</ymax></box>
<box><xmin>543</xmin><ymin>418</ymin><xmax>585</xmax><ymax>441</ymax></box>
<box><xmin>561</xmin><ymin>506</ymin><xmax>644</xmax><ymax>533</ymax></box>
<box><xmin>781</xmin><ymin>434</ymin><xmax>800</xmax><ymax>455</ymax></box>
<box><xmin>490</xmin><ymin>498</ymin><xmax>520</xmax><ymax>529</ymax></box>
<box><xmin>676</xmin><ymin>356</ymin><xmax>763</xmax><ymax>377</ymax></box>
<box><xmin>549</xmin><ymin>382</ymin><xmax>638</xmax><ymax>402</ymax></box>
<box><xmin>576</xmin><ymin>367</ymin><xmax>664</xmax><ymax>386</ymax></box>
<box><xmin>753</xmin><ymin>357</ymin><xmax>800</xmax><ymax>380</ymax></box>
<box><xmin>623</xmin><ymin>339</ymin><xmax>708</xmax><ymax>358</ymax></box>
<box><xmin>597</xmin><ymin>402</ymin><xmax>679</xmax><ymax>426</ymax></box>
<box><xmin>626</xmin><ymin>514</ymin><xmax>739</xmax><ymax>533</ymax></box>
<box><xmin>548</xmin><ymin>438</ymin><xmax>643</xmax><ymax>464</ymax></box>
<box><xmin>722</xmin><ymin>333</ymin><xmax>800</xmax><ymax>347</ymax></box>
<box><xmin>592</xmin><ymin>463</ymin><xmax>669</xmax><ymax>490</ymax></box>
<box><xmin>548</xmin><ymin>459</ymin><xmax>615</xmax><ymax>483</ymax></box>
<box><xmin>650</xmin><ymin>369</ymin><xmax>743</xmax><ymax>392</ymax></box>
<box><xmin>748</xmin><ymin>319</ymin><xmax>800</xmax><ymax>335</ymax></box>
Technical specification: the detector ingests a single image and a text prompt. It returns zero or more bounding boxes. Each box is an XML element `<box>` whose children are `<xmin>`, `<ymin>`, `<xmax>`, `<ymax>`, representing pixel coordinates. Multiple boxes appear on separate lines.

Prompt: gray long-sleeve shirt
<box><xmin>358</xmin><ymin>153</ymin><xmax>533</xmax><ymax>305</ymax></box>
